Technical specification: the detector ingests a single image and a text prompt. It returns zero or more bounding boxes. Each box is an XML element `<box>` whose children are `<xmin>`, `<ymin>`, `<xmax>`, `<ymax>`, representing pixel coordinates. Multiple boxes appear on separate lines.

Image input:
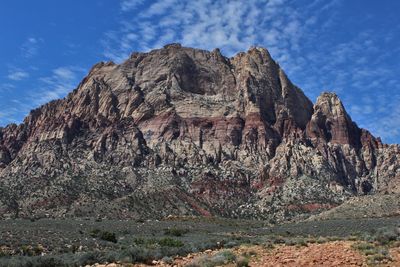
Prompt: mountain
<box><xmin>0</xmin><ymin>44</ymin><xmax>399</xmax><ymax>221</ymax></box>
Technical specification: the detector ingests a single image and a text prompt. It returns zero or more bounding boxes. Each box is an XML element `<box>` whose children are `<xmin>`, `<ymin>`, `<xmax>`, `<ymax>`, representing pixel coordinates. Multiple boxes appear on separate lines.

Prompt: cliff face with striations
<box><xmin>0</xmin><ymin>44</ymin><xmax>398</xmax><ymax>221</ymax></box>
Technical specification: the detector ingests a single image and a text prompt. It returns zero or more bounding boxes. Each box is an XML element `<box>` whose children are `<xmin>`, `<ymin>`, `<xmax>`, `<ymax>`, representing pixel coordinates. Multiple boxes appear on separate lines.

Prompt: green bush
<box><xmin>133</xmin><ymin>237</ymin><xmax>146</xmax><ymax>245</ymax></box>
<box><xmin>89</xmin><ymin>229</ymin><xmax>117</xmax><ymax>243</ymax></box>
<box><xmin>99</xmin><ymin>231</ymin><xmax>117</xmax><ymax>243</ymax></box>
<box><xmin>164</xmin><ymin>228</ymin><xmax>189</xmax><ymax>237</ymax></box>
<box><xmin>352</xmin><ymin>242</ymin><xmax>375</xmax><ymax>252</ymax></box>
<box><xmin>0</xmin><ymin>250</ymin><xmax>7</xmax><ymax>258</ymax></box>
<box><xmin>89</xmin><ymin>228</ymin><xmax>101</xmax><ymax>238</ymax></box>
<box><xmin>373</xmin><ymin>227</ymin><xmax>399</xmax><ymax>246</ymax></box>
<box><xmin>19</xmin><ymin>245</ymin><xmax>44</xmax><ymax>257</ymax></box>
<box><xmin>215</xmin><ymin>250</ymin><xmax>236</xmax><ymax>262</ymax></box>
<box><xmin>20</xmin><ymin>245</ymin><xmax>32</xmax><ymax>256</ymax></box>
<box><xmin>158</xmin><ymin>238</ymin><xmax>184</xmax><ymax>247</ymax></box>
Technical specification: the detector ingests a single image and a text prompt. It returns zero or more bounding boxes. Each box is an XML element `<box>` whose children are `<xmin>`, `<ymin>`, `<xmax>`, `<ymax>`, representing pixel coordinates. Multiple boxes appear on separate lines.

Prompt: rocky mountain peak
<box><xmin>307</xmin><ymin>91</ymin><xmax>361</xmax><ymax>147</ymax></box>
<box><xmin>315</xmin><ymin>92</ymin><xmax>347</xmax><ymax>117</ymax></box>
<box><xmin>0</xmin><ymin>45</ymin><xmax>398</xmax><ymax>221</ymax></box>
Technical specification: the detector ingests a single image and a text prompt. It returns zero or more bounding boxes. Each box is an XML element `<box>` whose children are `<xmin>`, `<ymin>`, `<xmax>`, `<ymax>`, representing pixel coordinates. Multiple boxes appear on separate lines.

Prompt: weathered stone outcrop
<box><xmin>0</xmin><ymin>44</ymin><xmax>398</xmax><ymax>221</ymax></box>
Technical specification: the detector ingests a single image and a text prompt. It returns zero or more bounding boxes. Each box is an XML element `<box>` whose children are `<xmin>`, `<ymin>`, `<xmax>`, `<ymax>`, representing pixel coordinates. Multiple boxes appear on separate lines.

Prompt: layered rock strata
<box><xmin>0</xmin><ymin>44</ymin><xmax>398</xmax><ymax>221</ymax></box>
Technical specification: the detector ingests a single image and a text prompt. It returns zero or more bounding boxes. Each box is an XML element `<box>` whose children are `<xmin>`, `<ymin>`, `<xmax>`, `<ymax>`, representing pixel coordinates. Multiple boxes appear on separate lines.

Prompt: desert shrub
<box><xmin>263</xmin><ymin>241</ymin><xmax>275</xmax><ymax>249</ymax></box>
<box><xmin>188</xmin><ymin>250</ymin><xmax>236</xmax><ymax>267</ymax></box>
<box><xmin>296</xmin><ymin>238</ymin><xmax>308</xmax><ymax>247</ymax></box>
<box><xmin>185</xmin><ymin>263</ymin><xmax>201</xmax><ymax>267</ymax></box>
<box><xmin>20</xmin><ymin>245</ymin><xmax>32</xmax><ymax>256</ymax></box>
<box><xmin>133</xmin><ymin>237</ymin><xmax>146</xmax><ymax>246</ymax></box>
<box><xmin>89</xmin><ymin>228</ymin><xmax>101</xmax><ymax>238</ymax></box>
<box><xmin>158</xmin><ymin>237</ymin><xmax>184</xmax><ymax>247</ymax></box>
<box><xmin>316</xmin><ymin>237</ymin><xmax>327</xmax><ymax>244</ymax></box>
<box><xmin>133</xmin><ymin>237</ymin><xmax>184</xmax><ymax>248</ymax></box>
<box><xmin>327</xmin><ymin>236</ymin><xmax>341</xmax><ymax>241</ymax></box>
<box><xmin>89</xmin><ymin>229</ymin><xmax>117</xmax><ymax>243</ymax></box>
<box><xmin>224</xmin><ymin>241</ymin><xmax>239</xmax><ymax>248</ymax></box>
<box><xmin>164</xmin><ymin>228</ymin><xmax>189</xmax><ymax>237</ymax></box>
<box><xmin>241</xmin><ymin>250</ymin><xmax>257</xmax><ymax>257</ymax></box>
<box><xmin>162</xmin><ymin>256</ymin><xmax>174</xmax><ymax>264</ymax></box>
<box><xmin>363</xmin><ymin>249</ymin><xmax>378</xmax><ymax>256</ymax></box>
<box><xmin>270</xmin><ymin>236</ymin><xmax>285</xmax><ymax>244</ymax></box>
<box><xmin>0</xmin><ymin>255</ymin><xmax>64</xmax><ymax>267</ymax></box>
<box><xmin>352</xmin><ymin>242</ymin><xmax>375</xmax><ymax>252</ymax></box>
<box><xmin>216</xmin><ymin>250</ymin><xmax>236</xmax><ymax>262</ymax></box>
<box><xmin>101</xmin><ymin>251</ymin><xmax>119</xmax><ymax>264</ymax></box>
<box><xmin>0</xmin><ymin>257</ymin><xmax>31</xmax><ymax>267</ymax></box>
<box><xmin>346</xmin><ymin>236</ymin><xmax>358</xmax><ymax>241</ymax></box>
<box><xmin>353</xmin><ymin>242</ymin><xmax>393</xmax><ymax>264</ymax></box>
<box><xmin>366</xmin><ymin>249</ymin><xmax>392</xmax><ymax>265</ymax></box>
<box><xmin>33</xmin><ymin>245</ymin><xmax>44</xmax><ymax>255</ymax></box>
<box><xmin>30</xmin><ymin>256</ymin><xmax>64</xmax><ymax>267</ymax></box>
<box><xmin>367</xmin><ymin>254</ymin><xmax>386</xmax><ymax>263</ymax></box>
<box><xmin>373</xmin><ymin>227</ymin><xmax>399</xmax><ymax>246</ymax></box>
<box><xmin>77</xmin><ymin>251</ymin><xmax>106</xmax><ymax>265</ymax></box>
<box><xmin>99</xmin><ymin>231</ymin><xmax>117</xmax><ymax>243</ymax></box>
<box><xmin>70</xmin><ymin>244</ymin><xmax>79</xmax><ymax>254</ymax></box>
<box><xmin>236</xmin><ymin>256</ymin><xmax>249</xmax><ymax>267</ymax></box>
<box><xmin>306</xmin><ymin>237</ymin><xmax>316</xmax><ymax>244</ymax></box>
<box><xmin>284</xmin><ymin>238</ymin><xmax>307</xmax><ymax>247</ymax></box>
<box><xmin>118</xmin><ymin>247</ymin><xmax>154</xmax><ymax>263</ymax></box>
<box><xmin>360</xmin><ymin>233</ymin><xmax>375</xmax><ymax>243</ymax></box>
<box><xmin>19</xmin><ymin>245</ymin><xmax>45</xmax><ymax>257</ymax></box>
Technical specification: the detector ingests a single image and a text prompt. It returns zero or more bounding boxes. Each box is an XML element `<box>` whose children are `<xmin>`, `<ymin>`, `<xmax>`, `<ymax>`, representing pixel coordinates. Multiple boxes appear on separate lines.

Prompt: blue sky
<box><xmin>1</xmin><ymin>0</ymin><xmax>400</xmax><ymax>143</ymax></box>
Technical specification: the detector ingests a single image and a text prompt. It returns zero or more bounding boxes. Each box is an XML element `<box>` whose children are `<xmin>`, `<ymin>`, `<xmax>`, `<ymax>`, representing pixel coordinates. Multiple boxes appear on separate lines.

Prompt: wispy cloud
<box><xmin>104</xmin><ymin>0</ymin><xmax>331</xmax><ymax>62</ymax></box>
<box><xmin>34</xmin><ymin>66</ymin><xmax>85</xmax><ymax>105</ymax></box>
<box><xmin>0</xmin><ymin>66</ymin><xmax>85</xmax><ymax>125</ymax></box>
<box><xmin>120</xmin><ymin>0</ymin><xmax>144</xmax><ymax>12</ymax></box>
<box><xmin>52</xmin><ymin>67</ymin><xmax>77</xmax><ymax>81</ymax></box>
<box><xmin>20</xmin><ymin>37</ymin><xmax>43</xmax><ymax>58</ymax></box>
<box><xmin>7</xmin><ymin>69</ymin><xmax>29</xmax><ymax>81</ymax></box>
<box><xmin>0</xmin><ymin>83</ymin><xmax>15</xmax><ymax>92</ymax></box>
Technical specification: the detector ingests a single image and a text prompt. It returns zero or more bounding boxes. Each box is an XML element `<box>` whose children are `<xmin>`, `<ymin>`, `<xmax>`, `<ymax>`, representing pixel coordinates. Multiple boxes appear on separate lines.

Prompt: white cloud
<box><xmin>1</xmin><ymin>79</ymin><xmax>85</xmax><ymax>124</ymax></box>
<box><xmin>7</xmin><ymin>70</ymin><xmax>29</xmax><ymax>81</ymax></box>
<box><xmin>53</xmin><ymin>67</ymin><xmax>76</xmax><ymax>80</ymax></box>
<box><xmin>0</xmin><ymin>83</ymin><xmax>15</xmax><ymax>92</ymax></box>
<box><xmin>33</xmin><ymin>66</ymin><xmax>86</xmax><ymax>106</ymax></box>
<box><xmin>120</xmin><ymin>0</ymin><xmax>144</xmax><ymax>12</ymax></box>
<box><xmin>105</xmin><ymin>0</ymin><xmax>314</xmax><ymax>62</ymax></box>
<box><xmin>20</xmin><ymin>37</ymin><xmax>43</xmax><ymax>58</ymax></box>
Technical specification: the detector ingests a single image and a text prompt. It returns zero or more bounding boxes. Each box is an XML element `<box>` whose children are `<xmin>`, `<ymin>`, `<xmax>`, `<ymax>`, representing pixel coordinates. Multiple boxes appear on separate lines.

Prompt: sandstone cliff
<box><xmin>0</xmin><ymin>44</ymin><xmax>398</xmax><ymax>221</ymax></box>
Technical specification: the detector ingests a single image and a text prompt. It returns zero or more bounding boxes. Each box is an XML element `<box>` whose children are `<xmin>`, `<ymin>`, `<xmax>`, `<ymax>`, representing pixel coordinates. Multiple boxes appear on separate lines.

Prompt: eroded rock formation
<box><xmin>0</xmin><ymin>44</ymin><xmax>398</xmax><ymax>221</ymax></box>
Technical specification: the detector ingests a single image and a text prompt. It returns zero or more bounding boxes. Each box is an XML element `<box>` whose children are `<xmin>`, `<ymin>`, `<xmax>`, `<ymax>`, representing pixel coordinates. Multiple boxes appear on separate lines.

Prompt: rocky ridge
<box><xmin>0</xmin><ymin>44</ymin><xmax>398</xmax><ymax>221</ymax></box>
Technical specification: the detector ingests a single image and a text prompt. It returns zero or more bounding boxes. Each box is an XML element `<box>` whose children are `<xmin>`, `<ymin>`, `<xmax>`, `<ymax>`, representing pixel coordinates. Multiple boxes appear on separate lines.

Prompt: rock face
<box><xmin>0</xmin><ymin>44</ymin><xmax>398</xmax><ymax>221</ymax></box>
